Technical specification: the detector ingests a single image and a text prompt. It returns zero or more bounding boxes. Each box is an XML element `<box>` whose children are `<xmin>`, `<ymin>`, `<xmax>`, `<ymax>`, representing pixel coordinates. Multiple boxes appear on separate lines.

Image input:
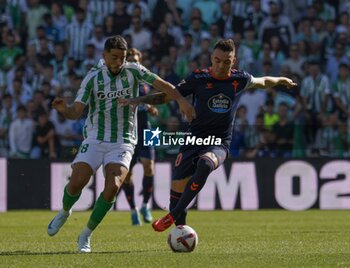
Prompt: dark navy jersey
<box><xmin>176</xmin><ymin>67</ymin><xmax>252</xmax><ymax>146</ymax></box>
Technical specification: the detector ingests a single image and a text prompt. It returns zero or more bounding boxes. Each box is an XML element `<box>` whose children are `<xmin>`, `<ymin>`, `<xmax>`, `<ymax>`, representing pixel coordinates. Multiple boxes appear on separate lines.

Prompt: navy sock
<box><xmin>142</xmin><ymin>175</ymin><xmax>153</xmax><ymax>204</ymax></box>
<box><xmin>122</xmin><ymin>183</ymin><xmax>135</xmax><ymax>209</ymax></box>
<box><xmin>170</xmin><ymin>157</ymin><xmax>214</xmax><ymax>220</ymax></box>
<box><xmin>170</xmin><ymin>190</ymin><xmax>187</xmax><ymax>225</ymax></box>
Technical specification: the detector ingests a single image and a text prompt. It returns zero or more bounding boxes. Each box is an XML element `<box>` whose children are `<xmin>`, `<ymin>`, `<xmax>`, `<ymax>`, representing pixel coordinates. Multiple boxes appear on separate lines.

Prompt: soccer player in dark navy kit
<box><xmin>119</xmin><ymin>39</ymin><xmax>296</xmax><ymax>232</ymax></box>
<box><xmin>122</xmin><ymin>48</ymin><xmax>159</xmax><ymax>225</ymax></box>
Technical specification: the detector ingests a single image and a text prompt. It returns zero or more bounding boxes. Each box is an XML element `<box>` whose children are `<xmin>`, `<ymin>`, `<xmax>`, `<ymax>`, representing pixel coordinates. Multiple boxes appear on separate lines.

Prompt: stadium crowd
<box><xmin>0</xmin><ymin>0</ymin><xmax>349</xmax><ymax>160</ymax></box>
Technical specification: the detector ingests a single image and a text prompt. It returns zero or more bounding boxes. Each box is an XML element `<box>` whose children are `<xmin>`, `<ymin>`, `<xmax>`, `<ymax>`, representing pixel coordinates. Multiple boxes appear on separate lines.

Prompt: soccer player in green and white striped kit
<box><xmin>47</xmin><ymin>35</ymin><xmax>195</xmax><ymax>253</ymax></box>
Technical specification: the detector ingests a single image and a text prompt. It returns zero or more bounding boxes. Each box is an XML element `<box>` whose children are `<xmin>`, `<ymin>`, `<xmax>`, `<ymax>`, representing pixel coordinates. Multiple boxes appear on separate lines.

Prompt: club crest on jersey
<box><xmin>208</xmin><ymin>94</ymin><xmax>232</xmax><ymax>113</ymax></box>
<box><xmin>97</xmin><ymin>88</ymin><xmax>131</xmax><ymax>99</ymax></box>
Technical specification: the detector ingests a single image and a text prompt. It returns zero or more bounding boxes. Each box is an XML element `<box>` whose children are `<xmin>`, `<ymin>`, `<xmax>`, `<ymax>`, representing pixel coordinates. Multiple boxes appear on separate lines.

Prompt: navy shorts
<box><xmin>172</xmin><ymin>145</ymin><xmax>228</xmax><ymax>181</ymax></box>
<box><xmin>129</xmin><ymin>142</ymin><xmax>155</xmax><ymax>169</ymax></box>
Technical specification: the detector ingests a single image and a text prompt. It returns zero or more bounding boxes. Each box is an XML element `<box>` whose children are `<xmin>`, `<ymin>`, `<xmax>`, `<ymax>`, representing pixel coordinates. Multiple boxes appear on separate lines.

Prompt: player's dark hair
<box><xmin>214</xmin><ymin>39</ymin><xmax>235</xmax><ymax>53</ymax></box>
<box><xmin>127</xmin><ymin>47</ymin><xmax>142</xmax><ymax>62</ymax></box>
<box><xmin>104</xmin><ymin>35</ymin><xmax>128</xmax><ymax>52</ymax></box>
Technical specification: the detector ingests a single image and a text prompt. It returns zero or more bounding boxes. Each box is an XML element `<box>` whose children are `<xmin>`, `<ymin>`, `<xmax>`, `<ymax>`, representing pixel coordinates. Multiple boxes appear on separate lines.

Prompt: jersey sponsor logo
<box><xmin>207</xmin><ymin>94</ymin><xmax>232</xmax><ymax>113</ymax></box>
<box><xmin>96</xmin><ymin>88</ymin><xmax>131</xmax><ymax>99</ymax></box>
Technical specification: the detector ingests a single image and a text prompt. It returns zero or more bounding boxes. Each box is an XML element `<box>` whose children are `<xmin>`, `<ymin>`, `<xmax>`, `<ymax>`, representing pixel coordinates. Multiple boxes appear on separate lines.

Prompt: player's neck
<box><xmin>210</xmin><ymin>69</ymin><xmax>230</xmax><ymax>80</ymax></box>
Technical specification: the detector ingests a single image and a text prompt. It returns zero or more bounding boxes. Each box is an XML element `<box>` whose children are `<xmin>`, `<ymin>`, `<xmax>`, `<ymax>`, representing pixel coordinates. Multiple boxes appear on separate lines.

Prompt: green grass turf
<box><xmin>0</xmin><ymin>210</ymin><xmax>350</xmax><ymax>267</ymax></box>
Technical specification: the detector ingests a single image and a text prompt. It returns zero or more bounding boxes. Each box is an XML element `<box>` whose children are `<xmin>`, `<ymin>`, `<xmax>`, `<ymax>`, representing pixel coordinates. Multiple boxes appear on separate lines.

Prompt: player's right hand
<box><xmin>52</xmin><ymin>97</ymin><xmax>66</xmax><ymax>113</ymax></box>
<box><xmin>178</xmin><ymin>98</ymin><xmax>196</xmax><ymax>123</ymax></box>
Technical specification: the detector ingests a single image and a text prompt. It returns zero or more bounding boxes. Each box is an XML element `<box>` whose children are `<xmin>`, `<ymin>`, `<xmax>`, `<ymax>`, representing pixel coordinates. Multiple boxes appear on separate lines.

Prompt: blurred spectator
<box><xmin>0</xmin><ymin>33</ymin><xmax>23</xmax><ymax>73</ymax></box>
<box><xmin>245</xmin><ymin>0</ymin><xmax>267</xmax><ymax>31</ymax></box>
<box><xmin>244</xmin><ymin>113</ymin><xmax>274</xmax><ymax>158</ymax></box>
<box><xmin>88</xmin><ymin>0</ymin><xmax>115</xmax><ymax>26</ymax></box>
<box><xmin>283</xmin><ymin>43</ymin><xmax>305</xmax><ymax>77</ymax></box>
<box><xmin>0</xmin><ymin>94</ymin><xmax>11</xmax><ymax>157</ymax></box>
<box><xmin>217</xmin><ymin>1</ymin><xmax>235</xmax><ymax>38</ymax></box>
<box><xmin>263</xmin><ymin>99</ymin><xmax>279</xmax><ymax>130</ymax></box>
<box><xmin>192</xmin><ymin>0</ymin><xmax>221</xmax><ymax>29</ymax></box>
<box><xmin>313</xmin><ymin>0</ymin><xmax>336</xmax><ymax>21</ymax></box>
<box><xmin>111</xmin><ymin>0</ymin><xmax>131</xmax><ymax>35</ymax></box>
<box><xmin>36</xmin><ymin>37</ymin><xmax>54</xmax><ymax>65</ymax></box>
<box><xmin>52</xmin><ymin>112</ymin><xmax>82</xmax><ymax>159</ymax></box>
<box><xmin>42</xmin><ymin>13</ymin><xmax>60</xmax><ymax>43</ymax></box>
<box><xmin>312</xmin><ymin>114</ymin><xmax>342</xmax><ymax>156</ymax></box>
<box><xmin>333</xmin><ymin>63</ymin><xmax>350</xmax><ymax>122</ymax></box>
<box><xmin>238</xmin><ymin>88</ymin><xmax>267</xmax><ymax>125</ymax></box>
<box><xmin>321</xmin><ymin>19</ymin><xmax>337</xmax><ymax>62</ymax></box>
<box><xmin>272</xmin><ymin>102</ymin><xmax>294</xmax><ymax>157</ymax></box>
<box><xmin>33</xmin><ymin>111</ymin><xmax>57</xmax><ymax>159</ymax></box>
<box><xmin>156</xmin><ymin>22</ymin><xmax>175</xmax><ymax>59</ymax></box>
<box><xmin>122</xmin><ymin>15</ymin><xmax>151</xmax><ymax>51</ymax></box>
<box><xmin>81</xmin><ymin>44</ymin><xmax>97</xmax><ymax>75</ymax></box>
<box><xmin>230</xmin><ymin>105</ymin><xmax>247</xmax><ymax>157</ymax></box>
<box><xmin>65</xmin><ymin>7</ymin><xmax>93</xmax><ymax>62</ymax></box>
<box><xmin>50</xmin><ymin>2</ymin><xmax>68</xmax><ymax>42</ymax></box>
<box><xmin>163</xmin><ymin>12</ymin><xmax>183</xmax><ymax>46</ymax></box>
<box><xmin>50</xmin><ymin>43</ymin><xmax>67</xmax><ymax>80</ymax></box>
<box><xmin>102</xmin><ymin>15</ymin><xmax>116</xmax><ymax>37</ymax></box>
<box><xmin>26</xmin><ymin>0</ymin><xmax>49</xmax><ymax>41</ymax></box>
<box><xmin>126</xmin><ymin>0</ymin><xmax>151</xmax><ymax>22</ymax></box>
<box><xmin>242</xmin><ymin>26</ymin><xmax>261</xmax><ymax>61</ymax></box>
<box><xmin>9</xmin><ymin>105</ymin><xmax>34</xmax><ymax>158</ymax></box>
<box><xmin>158</xmin><ymin>56</ymin><xmax>180</xmax><ymax>85</ymax></box>
<box><xmin>326</xmin><ymin>42</ymin><xmax>350</xmax><ymax>83</ymax></box>
<box><xmin>259</xmin><ymin>0</ymin><xmax>295</xmax><ymax>54</ymax></box>
<box><xmin>188</xmin><ymin>17</ymin><xmax>210</xmax><ymax>47</ymax></box>
<box><xmin>88</xmin><ymin>25</ymin><xmax>106</xmax><ymax>59</ymax></box>
<box><xmin>300</xmin><ymin>60</ymin><xmax>332</xmax><ymax>144</ymax></box>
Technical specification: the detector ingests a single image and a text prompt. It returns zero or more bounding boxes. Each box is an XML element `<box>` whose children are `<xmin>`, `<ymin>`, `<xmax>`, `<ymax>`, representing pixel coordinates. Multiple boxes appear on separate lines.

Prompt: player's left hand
<box><xmin>279</xmin><ymin>78</ymin><xmax>297</xmax><ymax>88</ymax></box>
<box><xmin>178</xmin><ymin>98</ymin><xmax>196</xmax><ymax>123</ymax></box>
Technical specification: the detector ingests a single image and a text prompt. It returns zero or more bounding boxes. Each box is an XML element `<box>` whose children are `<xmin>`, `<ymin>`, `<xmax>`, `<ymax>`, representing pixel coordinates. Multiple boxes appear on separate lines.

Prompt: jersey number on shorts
<box><xmin>80</xmin><ymin>144</ymin><xmax>89</xmax><ymax>153</ymax></box>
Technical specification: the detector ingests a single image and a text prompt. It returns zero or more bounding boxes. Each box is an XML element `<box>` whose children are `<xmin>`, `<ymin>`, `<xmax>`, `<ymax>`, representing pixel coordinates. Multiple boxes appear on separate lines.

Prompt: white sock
<box><xmin>82</xmin><ymin>227</ymin><xmax>93</xmax><ymax>236</ymax></box>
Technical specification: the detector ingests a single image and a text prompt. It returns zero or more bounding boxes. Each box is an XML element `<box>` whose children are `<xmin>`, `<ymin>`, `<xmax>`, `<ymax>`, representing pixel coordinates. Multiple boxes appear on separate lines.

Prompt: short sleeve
<box><xmin>175</xmin><ymin>73</ymin><xmax>196</xmax><ymax>97</ymax></box>
<box><xmin>132</xmin><ymin>63</ymin><xmax>158</xmax><ymax>85</ymax></box>
<box><xmin>75</xmin><ymin>75</ymin><xmax>94</xmax><ymax>105</ymax></box>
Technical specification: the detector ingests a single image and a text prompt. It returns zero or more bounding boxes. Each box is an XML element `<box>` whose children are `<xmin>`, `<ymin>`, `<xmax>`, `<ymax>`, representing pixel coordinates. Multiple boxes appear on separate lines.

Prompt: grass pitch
<box><xmin>0</xmin><ymin>210</ymin><xmax>350</xmax><ymax>267</ymax></box>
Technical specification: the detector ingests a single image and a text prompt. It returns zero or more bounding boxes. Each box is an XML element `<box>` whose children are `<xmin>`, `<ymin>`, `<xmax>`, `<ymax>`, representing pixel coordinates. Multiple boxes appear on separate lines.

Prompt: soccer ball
<box><xmin>167</xmin><ymin>225</ymin><xmax>198</xmax><ymax>252</ymax></box>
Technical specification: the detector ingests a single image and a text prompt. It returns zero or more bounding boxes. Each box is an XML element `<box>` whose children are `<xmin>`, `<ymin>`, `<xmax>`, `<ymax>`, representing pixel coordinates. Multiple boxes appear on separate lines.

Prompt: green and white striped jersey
<box><xmin>75</xmin><ymin>59</ymin><xmax>158</xmax><ymax>145</ymax></box>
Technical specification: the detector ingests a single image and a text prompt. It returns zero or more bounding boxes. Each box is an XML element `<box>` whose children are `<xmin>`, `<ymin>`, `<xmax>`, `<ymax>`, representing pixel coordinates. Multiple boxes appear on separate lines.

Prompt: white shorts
<box><xmin>72</xmin><ymin>139</ymin><xmax>134</xmax><ymax>172</ymax></box>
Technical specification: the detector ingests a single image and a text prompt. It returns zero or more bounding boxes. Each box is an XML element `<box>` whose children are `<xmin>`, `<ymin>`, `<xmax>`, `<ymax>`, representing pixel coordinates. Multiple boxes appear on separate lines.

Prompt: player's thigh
<box><xmin>103</xmin><ymin>143</ymin><xmax>134</xmax><ymax>170</ymax></box>
<box><xmin>171</xmin><ymin>148</ymin><xmax>198</xmax><ymax>193</ymax></box>
<box><xmin>69</xmin><ymin>162</ymin><xmax>94</xmax><ymax>193</ymax></box>
<box><xmin>198</xmin><ymin>145</ymin><xmax>228</xmax><ymax>170</ymax></box>
<box><xmin>72</xmin><ymin>141</ymin><xmax>104</xmax><ymax>173</ymax></box>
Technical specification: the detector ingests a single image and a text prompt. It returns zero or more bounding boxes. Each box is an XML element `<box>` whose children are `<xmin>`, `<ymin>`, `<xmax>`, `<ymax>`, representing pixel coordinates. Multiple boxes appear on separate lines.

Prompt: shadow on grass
<box><xmin>0</xmin><ymin>249</ymin><xmax>166</xmax><ymax>256</ymax></box>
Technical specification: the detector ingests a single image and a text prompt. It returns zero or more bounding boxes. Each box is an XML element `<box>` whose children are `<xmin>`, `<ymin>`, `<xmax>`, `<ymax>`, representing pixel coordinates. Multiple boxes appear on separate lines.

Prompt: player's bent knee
<box><xmin>197</xmin><ymin>157</ymin><xmax>215</xmax><ymax>173</ymax></box>
<box><xmin>198</xmin><ymin>153</ymin><xmax>217</xmax><ymax>170</ymax></box>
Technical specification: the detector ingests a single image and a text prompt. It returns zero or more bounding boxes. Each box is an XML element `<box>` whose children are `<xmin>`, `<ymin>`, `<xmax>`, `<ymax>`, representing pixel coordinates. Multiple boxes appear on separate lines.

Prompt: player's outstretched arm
<box><xmin>52</xmin><ymin>97</ymin><xmax>85</xmax><ymax>120</ymax></box>
<box><xmin>118</xmin><ymin>92</ymin><xmax>170</xmax><ymax>107</ymax></box>
<box><xmin>251</xmin><ymin>76</ymin><xmax>297</xmax><ymax>89</ymax></box>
